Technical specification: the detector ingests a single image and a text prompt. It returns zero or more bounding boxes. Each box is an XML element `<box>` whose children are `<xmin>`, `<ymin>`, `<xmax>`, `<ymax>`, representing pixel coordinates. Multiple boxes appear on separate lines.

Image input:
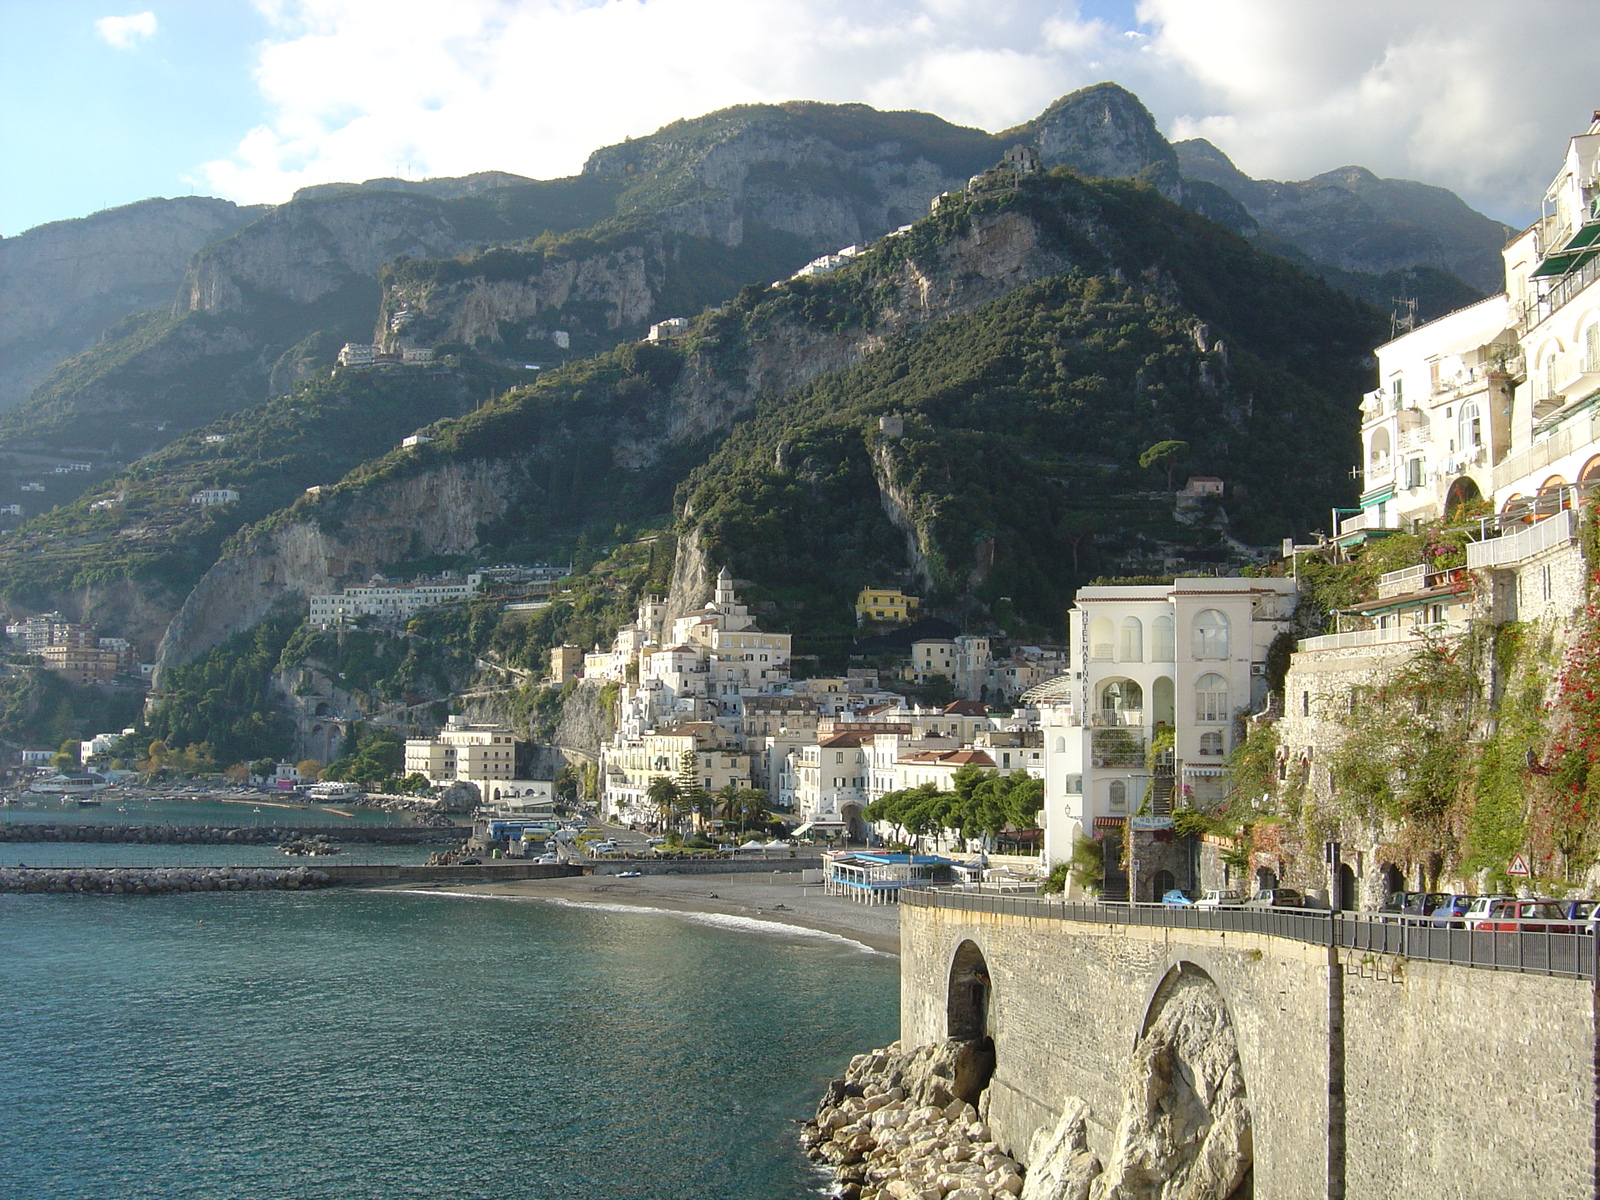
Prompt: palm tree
<box><xmin>646</xmin><ymin>776</ymin><xmax>679</xmax><ymax>833</ymax></box>
<box><xmin>716</xmin><ymin>782</ymin><xmax>742</xmax><ymax>831</ymax></box>
<box><xmin>738</xmin><ymin>787</ymin><xmax>769</xmax><ymax>835</ymax></box>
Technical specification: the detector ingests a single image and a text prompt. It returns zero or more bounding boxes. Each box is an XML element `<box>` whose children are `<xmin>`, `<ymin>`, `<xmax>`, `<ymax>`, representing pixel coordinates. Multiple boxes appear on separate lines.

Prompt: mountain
<box><xmin>1175</xmin><ymin>137</ymin><xmax>1514</xmax><ymax>293</ymax></box>
<box><xmin>149</xmin><ymin>166</ymin><xmax>1385</xmax><ymax>679</ymax></box>
<box><xmin>0</xmin><ymin>196</ymin><xmax>265</xmax><ymax>411</ymax></box>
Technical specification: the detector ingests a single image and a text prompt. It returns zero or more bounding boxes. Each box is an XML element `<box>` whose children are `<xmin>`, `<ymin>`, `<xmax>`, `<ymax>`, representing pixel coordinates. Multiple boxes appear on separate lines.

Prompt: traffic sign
<box><xmin>1508</xmin><ymin>853</ymin><xmax>1531</xmax><ymax>877</ymax></box>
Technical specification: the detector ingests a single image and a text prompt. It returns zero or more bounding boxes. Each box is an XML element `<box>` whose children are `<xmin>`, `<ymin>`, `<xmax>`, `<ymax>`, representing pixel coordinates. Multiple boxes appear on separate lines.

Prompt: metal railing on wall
<box><xmin>899</xmin><ymin>888</ymin><xmax>1597</xmax><ymax>981</ymax></box>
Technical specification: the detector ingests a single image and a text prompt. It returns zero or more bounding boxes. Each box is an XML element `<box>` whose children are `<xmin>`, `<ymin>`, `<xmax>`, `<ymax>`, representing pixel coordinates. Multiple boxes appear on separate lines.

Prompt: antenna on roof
<box><xmin>1390</xmin><ymin>295</ymin><xmax>1418</xmax><ymax>340</ymax></box>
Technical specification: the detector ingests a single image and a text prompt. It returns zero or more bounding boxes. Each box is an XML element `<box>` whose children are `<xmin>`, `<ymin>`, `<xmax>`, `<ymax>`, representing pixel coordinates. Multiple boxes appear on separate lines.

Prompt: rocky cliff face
<box><xmin>177</xmin><ymin>193</ymin><xmax>481</xmax><ymax>316</ymax></box>
<box><xmin>1006</xmin><ymin>83</ymin><xmax>1179</xmax><ymax>184</ymax></box>
<box><xmin>1176</xmin><ymin>137</ymin><xmax>1512</xmax><ymax>293</ymax></box>
<box><xmin>158</xmin><ymin>201</ymin><xmax>1077</xmax><ymax>674</ymax></box>
<box><xmin>0</xmin><ymin>196</ymin><xmax>262</xmax><ymax>410</ymax></box>
<box><xmin>153</xmin><ymin>458</ymin><xmax>520</xmax><ymax>682</ymax></box>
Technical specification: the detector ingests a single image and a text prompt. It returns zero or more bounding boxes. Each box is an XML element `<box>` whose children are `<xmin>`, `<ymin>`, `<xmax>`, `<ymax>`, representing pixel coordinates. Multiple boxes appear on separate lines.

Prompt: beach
<box><xmin>405</xmin><ymin>870</ymin><xmax>903</xmax><ymax>954</ymax></box>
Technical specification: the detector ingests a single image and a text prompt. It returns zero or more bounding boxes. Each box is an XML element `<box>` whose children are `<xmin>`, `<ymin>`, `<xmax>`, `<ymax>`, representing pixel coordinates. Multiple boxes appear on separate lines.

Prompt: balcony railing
<box><xmin>899</xmin><ymin>890</ymin><xmax>1596</xmax><ymax>980</ymax></box>
<box><xmin>1297</xmin><ymin>624</ymin><xmax>1459</xmax><ymax>653</ymax></box>
<box><xmin>1466</xmin><ymin>507</ymin><xmax>1580</xmax><ymax>569</ymax></box>
<box><xmin>1491</xmin><ymin>413</ymin><xmax>1598</xmax><ymax>491</ymax></box>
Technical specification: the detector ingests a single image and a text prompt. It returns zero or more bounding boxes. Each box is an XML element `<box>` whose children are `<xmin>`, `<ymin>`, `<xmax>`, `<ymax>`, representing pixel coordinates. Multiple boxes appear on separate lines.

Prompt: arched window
<box><xmin>1109</xmin><ymin>780</ymin><xmax>1127</xmax><ymax>807</ymax></box>
<box><xmin>1196</xmin><ymin>673</ymin><xmax>1229</xmax><ymax>722</ymax></box>
<box><xmin>1192</xmin><ymin>609</ymin><xmax>1230</xmax><ymax>659</ymax></box>
<box><xmin>1119</xmin><ymin>616</ymin><xmax>1143</xmax><ymax>662</ymax></box>
<box><xmin>1152</xmin><ymin>676</ymin><xmax>1175</xmax><ymax>726</ymax></box>
<box><xmin>1101</xmin><ymin>679</ymin><xmax>1143</xmax><ymax>715</ymax></box>
<box><xmin>1089</xmin><ymin>616</ymin><xmax>1114</xmax><ymax>661</ymax></box>
<box><xmin>1152</xmin><ymin>615</ymin><xmax>1175</xmax><ymax>662</ymax></box>
<box><xmin>1200</xmin><ymin>731</ymin><xmax>1224</xmax><ymax>757</ymax></box>
<box><xmin>1459</xmin><ymin>400</ymin><xmax>1482</xmax><ymax>450</ymax></box>
<box><xmin>1369</xmin><ymin>427</ymin><xmax>1391</xmax><ymax>466</ymax></box>
<box><xmin>1053</xmin><ymin>736</ymin><xmax>1066</xmax><ymax>753</ymax></box>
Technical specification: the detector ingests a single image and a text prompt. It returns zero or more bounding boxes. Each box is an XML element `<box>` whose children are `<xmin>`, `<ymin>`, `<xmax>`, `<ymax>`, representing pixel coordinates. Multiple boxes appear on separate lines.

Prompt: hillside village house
<box><xmin>854</xmin><ymin>587</ymin><xmax>919</xmax><ymax>624</ymax></box>
<box><xmin>1039</xmin><ymin>577</ymin><xmax>1299</xmax><ymax>871</ymax></box>
<box><xmin>190</xmin><ymin>488</ymin><xmax>239</xmax><ymax>506</ymax></box>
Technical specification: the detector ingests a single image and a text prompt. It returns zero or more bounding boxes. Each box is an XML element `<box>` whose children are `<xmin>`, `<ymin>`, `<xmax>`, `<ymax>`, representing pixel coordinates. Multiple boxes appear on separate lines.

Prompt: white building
<box><xmin>646</xmin><ymin>318</ymin><xmax>689</xmax><ymax>342</ymax></box>
<box><xmin>309</xmin><ymin>572</ymin><xmax>483</xmax><ymax>628</ymax></box>
<box><xmin>1040</xmin><ymin>577</ymin><xmax>1299</xmax><ymax>869</ymax></box>
<box><xmin>1341</xmin><ymin>112</ymin><xmax>1600</xmax><ymax>548</ymax></box>
<box><xmin>190</xmin><ymin>489</ymin><xmax>240</xmax><ymax>507</ymax></box>
<box><xmin>404</xmin><ymin>717</ymin><xmax>520</xmax><ymax>791</ymax></box>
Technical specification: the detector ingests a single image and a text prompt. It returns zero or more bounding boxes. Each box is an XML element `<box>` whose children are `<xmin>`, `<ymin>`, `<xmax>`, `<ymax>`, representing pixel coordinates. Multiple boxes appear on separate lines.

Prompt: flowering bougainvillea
<box><xmin>1527</xmin><ymin>577</ymin><xmax>1600</xmax><ymax>877</ymax></box>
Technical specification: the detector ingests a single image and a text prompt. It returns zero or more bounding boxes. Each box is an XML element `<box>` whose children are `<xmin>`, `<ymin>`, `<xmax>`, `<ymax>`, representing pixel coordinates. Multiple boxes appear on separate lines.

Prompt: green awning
<box><xmin>1533</xmin><ymin>247</ymin><xmax>1600</xmax><ymax>278</ymax></box>
<box><xmin>1566</xmin><ymin>222</ymin><xmax>1600</xmax><ymax>250</ymax></box>
<box><xmin>1359</xmin><ymin>484</ymin><xmax>1395</xmax><ymax>507</ymax></box>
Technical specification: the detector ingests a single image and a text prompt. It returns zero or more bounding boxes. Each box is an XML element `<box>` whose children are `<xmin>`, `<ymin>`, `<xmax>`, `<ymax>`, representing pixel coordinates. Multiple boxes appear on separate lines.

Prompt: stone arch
<box><xmin>313</xmin><ymin>701</ymin><xmax>333</xmax><ymax>717</ymax></box>
<box><xmin>1335</xmin><ymin>862</ymin><xmax>1357</xmax><ymax>912</ymax></box>
<box><xmin>841</xmin><ymin>803</ymin><xmax>866</xmax><ymax>844</ymax></box>
<box><xmin>1254</xmin><ymin>865</ymin><xmax>1277</xmax><ymax>891</ymax></box>
<box><xmin>1444</xmin><ymin>475</ymin><xmax>1482</xmax><ymax>518</ymax></box>
<box><xmin>1097</xmin><ymin>962</ymin><xmax>1252</xmax><ymax>1198</ymax></box>
<box><xmin>947</xmin><ymin>939</ymin><xmax>994</xmax><ymax>1042</ymax></box>
<box><xmin>1151</xmin><ymin>868</ymin><xmax>1176</xmax><ymax>901</ymax></box>
<box><xmin>1380</xmin><ymin>862</ymin><xmax>1404</xmax><ymax>897</ymax></box>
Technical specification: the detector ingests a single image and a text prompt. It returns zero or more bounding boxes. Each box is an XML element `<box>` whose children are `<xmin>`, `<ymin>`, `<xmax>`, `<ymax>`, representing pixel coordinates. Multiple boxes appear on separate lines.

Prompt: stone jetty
<box><xmin>803</xmin><ymin>1039</ymin><xmax>1026</xmax><ymax>1200</ymax></box>
<box><xmin>0</xmin><ymin>823</ymin><xmax>455</xmax><ymax>845</ymax></box>
<box><xmin>0</xmin><ymin>866</ymin><xmax>332</xmax><ymax>895</ymax></box>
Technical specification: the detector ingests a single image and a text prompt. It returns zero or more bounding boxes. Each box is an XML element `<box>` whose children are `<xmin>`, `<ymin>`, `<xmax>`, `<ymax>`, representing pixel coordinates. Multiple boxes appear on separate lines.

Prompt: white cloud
<box><xmin>198</xmin><ymin>0</ymin><xmax>1123</xmax><ymax>204</ymax></box>
<box><xmin>196</xmin><ymin>0</ymin><xmax>1599</xmax><ymax>225</ymax></box>
<box><xmin>1131</xmin><ymin>0</ymin><xmax>1600</xmax><ymax>223</ymax></box>
<box><xmin>95</xmin><ymin>11</ymin><xmax>158</xmax><ymax>50</ymax></box>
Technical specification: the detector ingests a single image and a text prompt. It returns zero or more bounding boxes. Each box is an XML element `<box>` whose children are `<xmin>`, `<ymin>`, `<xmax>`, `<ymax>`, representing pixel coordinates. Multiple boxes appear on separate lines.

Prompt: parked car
<box><xmin>1428</xmin><ymin>894</ymin><xmax>1478</xmax><ymax>927</ymax></box>
<box><xmin>1161</xmin><ymin>889</ymin><xmax>1195</xmax><ymax>906</ymax></box>
<box><xmin>1565</xmin><ymin>899</ymin><xmax>1600</xmax><ymax>922</ymax></box>
<box><xmin>1463</xmin><ymin>895</ymin><xmax>1514</xmax><ymax>928</ymax></box>
<box><xmin>646</xmin><ymin>836</ymin><xmax>667</xmax><ymax>847</ymax></box>
<box><xmin>1484</xmin><ymin>899</ymin><xmax>1577</xmax><ymax>933</ymax></box>
<box><xmin>1245</xmin><ymin>888</ymin><xmax>1308</xmax><ymax>909</ymax></box>
<box><xmin>1378</xmin><ymin>891</ymin><xmax>1413</xmax><ymax>914</ymax></box>
<box><xmin>1401</xmin><ymin>892</ymin><xmax>1450</xmax><ymax>918</ymax></box>
<box><xmin>1195</xmin><ymin>890</ymin><xmax>1244</xmax><ymax>908</ymax></box>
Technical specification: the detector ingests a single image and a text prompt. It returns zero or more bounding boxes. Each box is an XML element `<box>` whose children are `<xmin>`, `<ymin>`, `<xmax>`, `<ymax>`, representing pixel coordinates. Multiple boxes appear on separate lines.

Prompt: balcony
<box><xmin>1492</xmin><ymin>413</ymin><xmax>1598</xmax><ymax>491</ymax></box>
<box><xmin>1360</xmin><ymin>389</ymin><xmax>1388</xmax><ymax>424</ymax></box>
<box><xmin>1466</xmin><ymin>508</ymin><xmax>1580</xmax><ymax>570</ymax></box>
<box><xmin>1297</xmin><ymin>625</ymin><xmax>1460</xmax><ymax>653</ymax></box>
<box><xmin>1376</xmin><ymin>565</ymin><xmax>1426</xmax><ymax>598</ymax></box>
<box><xmin>1089</xmin><ymin>710</ymin><xmax>1144</xmax><ymax>728</ymax></box>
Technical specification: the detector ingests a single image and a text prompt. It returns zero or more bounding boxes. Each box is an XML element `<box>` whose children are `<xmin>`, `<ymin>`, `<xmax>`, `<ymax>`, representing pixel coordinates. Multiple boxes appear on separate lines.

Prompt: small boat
<box><xmin>76</xmin><ymin>797</ymin><xmax>103</xmax><ymax>807</ymax></box>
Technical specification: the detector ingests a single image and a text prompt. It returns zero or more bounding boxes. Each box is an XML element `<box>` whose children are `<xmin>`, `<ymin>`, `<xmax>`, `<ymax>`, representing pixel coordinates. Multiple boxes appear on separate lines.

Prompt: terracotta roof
<box><xmin>941</xmin><ymin>700</ymin><xmax>989</xmax><ymax>716</ymax></box>
<box><xmin>819</xmin><ymin>732</ymin><xmax>867</xmax><ymax>748</ymax></box>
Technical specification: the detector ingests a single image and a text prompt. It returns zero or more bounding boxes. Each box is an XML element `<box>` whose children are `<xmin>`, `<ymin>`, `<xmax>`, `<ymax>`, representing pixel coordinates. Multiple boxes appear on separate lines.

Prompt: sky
<box><xmin>4</xmin><ymin>0</ymin><xmax>1600</xmax><ymax>238</ymax></box>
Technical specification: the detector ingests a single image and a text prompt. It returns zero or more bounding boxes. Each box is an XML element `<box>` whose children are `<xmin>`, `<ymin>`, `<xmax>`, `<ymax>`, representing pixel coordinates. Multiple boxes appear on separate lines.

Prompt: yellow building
<box><xmin>855</xmin><ymin>587</ymin><xmax>920</xmax><ymax>625</ymax></box>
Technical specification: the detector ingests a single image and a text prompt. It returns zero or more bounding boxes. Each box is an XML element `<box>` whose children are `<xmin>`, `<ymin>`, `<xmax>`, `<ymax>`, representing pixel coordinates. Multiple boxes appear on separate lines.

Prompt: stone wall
<box><xmin>899</xmin><ymin>898</ymin><xmax>1599</xmax><ymax>1199</ymax></box>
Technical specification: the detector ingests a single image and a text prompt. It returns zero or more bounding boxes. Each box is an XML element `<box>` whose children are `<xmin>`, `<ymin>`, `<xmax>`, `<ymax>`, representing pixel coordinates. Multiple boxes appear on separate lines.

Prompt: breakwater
<box><xmin>0</xmin><ymin>822</ymin><xmax>461</xmax><ymax>845</ymax></box>
<box><xmin>0</xmin><ymin>865</ymin><xmax>332</xmax><ymax>894</ymax></box>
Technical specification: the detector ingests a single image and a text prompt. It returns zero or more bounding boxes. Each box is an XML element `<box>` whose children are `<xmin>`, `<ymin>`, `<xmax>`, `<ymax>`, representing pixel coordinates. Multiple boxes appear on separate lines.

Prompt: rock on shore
<box><xmin>801</xmin><ymin>1039</ymin><xmax>1020</xmax><ymax>1200</ymax></box>
<box><xmin>0</xmin><ymin>866</ymin><xmax>332</xmax><ymax>895</ymax></box>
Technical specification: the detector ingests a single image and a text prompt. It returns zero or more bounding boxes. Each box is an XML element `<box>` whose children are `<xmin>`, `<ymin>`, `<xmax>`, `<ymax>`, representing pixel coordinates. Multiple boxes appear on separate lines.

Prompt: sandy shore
<box><xmin>400</xmin><ymin>871</ymin><xmax>903</xmax><ymax>954</ymax></box>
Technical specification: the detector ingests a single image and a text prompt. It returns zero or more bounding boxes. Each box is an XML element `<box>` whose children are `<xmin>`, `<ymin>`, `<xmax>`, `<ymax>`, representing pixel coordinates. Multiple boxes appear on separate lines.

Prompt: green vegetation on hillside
<box><xmin>0</xmin><ymin>355</ymin><xmax>523</xmax><ymax>613</ymax></box>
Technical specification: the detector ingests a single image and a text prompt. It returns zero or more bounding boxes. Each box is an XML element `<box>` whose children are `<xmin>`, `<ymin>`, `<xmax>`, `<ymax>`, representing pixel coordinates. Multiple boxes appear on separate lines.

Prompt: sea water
<box><xmin>0</xmin><ymin>888</ymin><xmax>898</xmax><ymax>1200</ymax></box>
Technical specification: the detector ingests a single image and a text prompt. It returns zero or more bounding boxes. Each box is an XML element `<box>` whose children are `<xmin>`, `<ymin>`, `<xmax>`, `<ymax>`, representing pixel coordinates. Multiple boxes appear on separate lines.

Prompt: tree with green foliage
<box><xmin>1138</xmin><ymin>439</ymin><xmax>1189</xmax><ymax>490</ymax></box>
<box><xmin>646</xmin><ymin>775</ymin><xmax>679</xmax><ymax>833</ymax></box>
<box><xmin>322</xmin><ymin>724</ymin><xmax>405</xmax><ymax>789</ymax></box>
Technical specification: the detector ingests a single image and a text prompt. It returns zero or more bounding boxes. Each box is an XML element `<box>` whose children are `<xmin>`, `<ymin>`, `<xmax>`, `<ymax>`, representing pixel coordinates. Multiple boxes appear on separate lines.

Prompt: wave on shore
<box><xmin>383</xmin><ymin>886</ymin><xmax>892</xmax><ymax>956</ymax></box>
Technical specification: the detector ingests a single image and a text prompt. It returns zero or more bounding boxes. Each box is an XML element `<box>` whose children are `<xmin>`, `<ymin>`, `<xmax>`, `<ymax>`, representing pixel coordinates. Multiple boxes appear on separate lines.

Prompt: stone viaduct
<box><xmin>899</xmin><ymin>890</ymin><xmax>1598</xmax><ymax>1199</ymax></box>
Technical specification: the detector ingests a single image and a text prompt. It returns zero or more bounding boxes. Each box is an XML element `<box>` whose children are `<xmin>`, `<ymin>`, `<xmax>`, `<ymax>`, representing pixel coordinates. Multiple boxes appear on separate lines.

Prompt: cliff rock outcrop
<box><xmin>1176</xmin><ymin>137</ymin><xmax>1512</xmax><ymax>293</ymax></box>
<box><xmin>0</xmin><ymin>196</ymin><xmax>262</xmax><ymax>410</ymax></box>
<box><xmin>153</xmin><ymin>458</ymin><xmax>519</xmax><ymax>682</ymax></box>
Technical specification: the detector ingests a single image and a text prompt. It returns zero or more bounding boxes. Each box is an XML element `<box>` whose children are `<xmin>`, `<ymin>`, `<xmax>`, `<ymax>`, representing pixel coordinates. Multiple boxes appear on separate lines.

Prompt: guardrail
<box><xmin>900</xmin><ymin>889</ymin><xmax>1597</xmax><ymax>980</ymax></box>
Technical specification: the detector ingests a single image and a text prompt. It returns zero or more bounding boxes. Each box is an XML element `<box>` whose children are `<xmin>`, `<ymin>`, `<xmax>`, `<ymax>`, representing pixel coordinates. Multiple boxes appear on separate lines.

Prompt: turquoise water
<box><xmin>0</xmin><ymin>889</ymin><xmax>898</xmax><ymax>1200</ymax></box>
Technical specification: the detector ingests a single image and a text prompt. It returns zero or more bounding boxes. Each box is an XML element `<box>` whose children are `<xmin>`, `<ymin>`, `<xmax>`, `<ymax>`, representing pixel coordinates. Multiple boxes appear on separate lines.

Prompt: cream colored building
<box><xmin>1040</xmin><ymin>577</ymin><xmax>1299</xmax><ymax>870</ymax></box>
<box><xmin>404</xmin><ymin>717</ymin><xmax>520</xmax><ymax>786</ymax></box>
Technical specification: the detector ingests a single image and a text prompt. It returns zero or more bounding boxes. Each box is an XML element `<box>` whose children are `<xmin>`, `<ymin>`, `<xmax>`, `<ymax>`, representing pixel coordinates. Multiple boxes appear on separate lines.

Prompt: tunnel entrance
<box><xmin>945</xmin><ymin>939</ymin><xmax>996</xmax><ymax>1106</ymax></box>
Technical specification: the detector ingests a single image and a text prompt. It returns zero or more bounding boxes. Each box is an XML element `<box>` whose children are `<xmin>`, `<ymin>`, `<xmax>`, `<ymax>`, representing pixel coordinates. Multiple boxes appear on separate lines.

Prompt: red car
<box><xmin>1483</xmin><ymin>899</ymin><xmax>1576</xmax><ymax>933</ymax></box>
